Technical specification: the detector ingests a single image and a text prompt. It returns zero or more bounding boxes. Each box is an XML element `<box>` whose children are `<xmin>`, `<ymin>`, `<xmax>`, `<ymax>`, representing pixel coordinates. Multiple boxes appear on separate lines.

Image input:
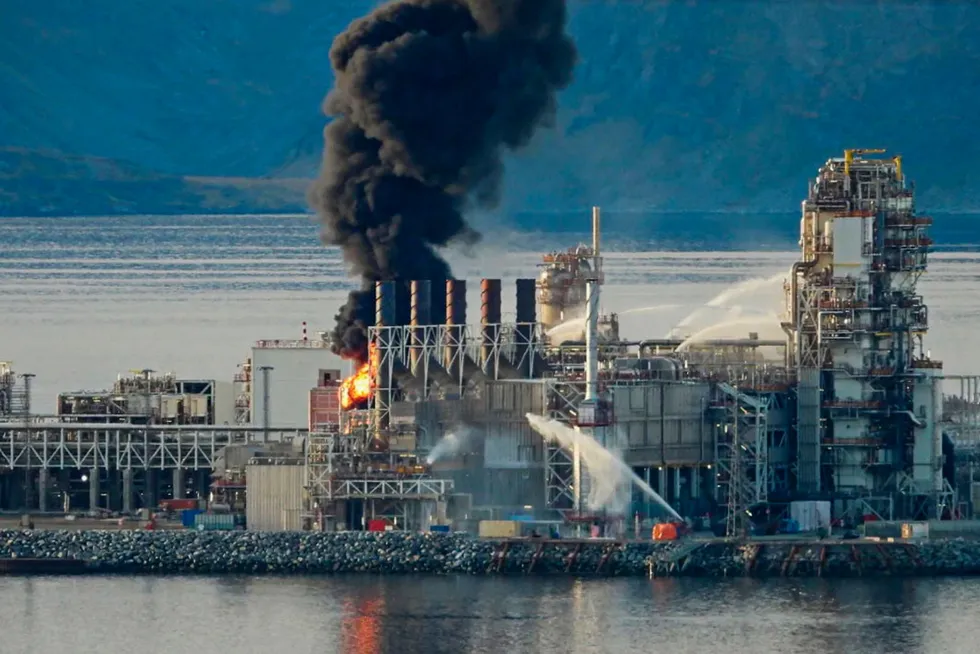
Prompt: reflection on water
<box><xmin>0</xmin><ymin>575</ymin><xmax>978</xmax><ymax>653</ymax></box>
<box><xmin>341</xmin><ymin>593</ymin><xmax>383</xmax><ymax>654</ymax></box>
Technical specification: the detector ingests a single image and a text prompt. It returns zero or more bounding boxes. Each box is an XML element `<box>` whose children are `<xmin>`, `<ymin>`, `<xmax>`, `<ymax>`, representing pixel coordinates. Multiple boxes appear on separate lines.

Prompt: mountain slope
<box><xmin>2</xmin><ymin>0</ymin><xmax>978</xmax><ymax>217</ymax></box>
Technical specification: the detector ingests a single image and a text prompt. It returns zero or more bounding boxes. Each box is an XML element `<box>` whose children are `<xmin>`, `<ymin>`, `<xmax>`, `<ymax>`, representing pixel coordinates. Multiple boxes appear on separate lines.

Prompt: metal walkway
<box><xmin>0</xmin><ymin>422</ymin><xmax>305</xmax><ymax>470</ymax></box>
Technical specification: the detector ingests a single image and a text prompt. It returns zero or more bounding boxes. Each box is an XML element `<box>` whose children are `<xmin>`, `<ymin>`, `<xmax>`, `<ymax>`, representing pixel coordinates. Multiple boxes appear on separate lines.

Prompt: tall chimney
<box><xmin>586</xmin><ymin>206</ymin><xmax>602</xmax><ymax>400</ymax></box>
<box><xmin>514</xmin><ymin>278</ymin><xmax>537</xmax><ymax>377</ymax></box>
<box><xmin>444</xmin><ymin>279</ymin><xmax>467</xmax><ymax>383</ymax></box>
<box><xmin>375</xmin><ymin>280</ymin><xmax>397</xmax><ymax>328</ymax></box>
<box><xmin>592</xmin><ymin>205</ymin><xmax>601</xmax><ymax>262</ymax></box>
<box><xmin>584</xmin><ymin>278</ymin><xmax>600</xmax><ymax>401</ymax></box>
<box><xmin>395</xmin><ymin>281</ymin><xmax>411</xmax><ymax>327</ymax></box>
<box><xmin>480</xmin><ymin>279</ymin><xmax>502</xmax><ymax>377</ymax></box>
<box><xmin>409</xmin><ymin>280</ymin><xmax>432</xmax><ymax>377</ymax></box>
<box><xmin>374</xmin><ymin>280</ymin><xmax>396</xmax><ymax>426</ymax></box>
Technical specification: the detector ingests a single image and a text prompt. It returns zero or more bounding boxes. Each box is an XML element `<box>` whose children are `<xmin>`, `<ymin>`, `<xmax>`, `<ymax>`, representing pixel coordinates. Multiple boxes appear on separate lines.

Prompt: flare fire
<box><xmin>339</xmin><ymin>344</ymin><xmax>378</xmax><ymax>410</ymax></box>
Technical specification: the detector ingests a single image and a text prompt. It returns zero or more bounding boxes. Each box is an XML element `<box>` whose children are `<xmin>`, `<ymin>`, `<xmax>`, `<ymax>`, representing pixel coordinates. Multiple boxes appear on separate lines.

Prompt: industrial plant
<box><xmin>2</xmin><ymin>150</ymin><xmax>979</xmax><ymax>539</ymax></box>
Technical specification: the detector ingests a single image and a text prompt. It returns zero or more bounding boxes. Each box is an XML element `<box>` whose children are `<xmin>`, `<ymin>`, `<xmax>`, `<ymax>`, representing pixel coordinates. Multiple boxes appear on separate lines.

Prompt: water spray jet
<box><xmin>526</xmin><ymin>413</ymin><xmax>683</xmax><ymax>521</ymax></box>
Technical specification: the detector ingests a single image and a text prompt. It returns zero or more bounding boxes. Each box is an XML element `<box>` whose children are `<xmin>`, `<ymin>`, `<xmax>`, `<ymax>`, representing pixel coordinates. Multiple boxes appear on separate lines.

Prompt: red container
<box><xmin>160</xmin><ymin>498</ymin><xmax>199</xmax><ymax>512</ymax></box>
<box><xmin>310</xmin><ymin>385</ymin><xmax>341</xmax><ymax>430</ymax></box>
<box><xmin>367</xmin><ymin>519</ymin><xmax>388</xmax><ymax>532</ymax></box>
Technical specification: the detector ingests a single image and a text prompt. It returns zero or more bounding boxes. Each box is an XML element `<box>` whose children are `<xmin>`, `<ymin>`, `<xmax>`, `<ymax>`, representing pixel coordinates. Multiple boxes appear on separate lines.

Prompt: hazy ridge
<box><xmin>2</xmin><ymin>0</ymin><xmax>978</xmax><ymax>224</ymax></box>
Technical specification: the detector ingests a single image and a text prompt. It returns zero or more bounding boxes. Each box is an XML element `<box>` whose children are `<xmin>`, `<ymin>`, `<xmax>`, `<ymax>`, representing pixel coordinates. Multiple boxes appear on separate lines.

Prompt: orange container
<box><xmin>652</xmin><ymin>523</ymin><xmax>678</xmax><ymax>541</ymax></box>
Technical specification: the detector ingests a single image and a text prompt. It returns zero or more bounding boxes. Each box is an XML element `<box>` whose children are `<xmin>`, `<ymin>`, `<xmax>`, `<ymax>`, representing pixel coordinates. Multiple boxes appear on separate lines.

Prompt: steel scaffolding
<box><xmin>233</xmin><ymin>359</ymin><xmax>252</xmax><ymax>425</ymax></box>
<box><xmin>305</xmin><ymin>417</ymin><xmax>454</xmax><ymax>531</ymax></box>
<box><xmin>713</xmin><ymin>383</ymin><xmax>769</xmax><ymax>537</ymax></box>
<box><xmin>0</xmin><ymin>363</ymin><xmax>29</xmax><ymax>419</ymax></box>
<box><xmin>367</xmin><ymin>322</ymin><xmax>544</xmax><ymax>430</ymax></box>
<box><xmin>544</xmin><ymin>379</ymin><xmax>581</xmax><ymax>509</ymax></box>
<box><xmin>0</xmin><ymin>421</ymin><xmax>304</xmax><ymax>470</ymax></box>
<box><xmin>786</xmin><ymin>149</ymin><xmax>945</xmax><ymax>517</ymax></box>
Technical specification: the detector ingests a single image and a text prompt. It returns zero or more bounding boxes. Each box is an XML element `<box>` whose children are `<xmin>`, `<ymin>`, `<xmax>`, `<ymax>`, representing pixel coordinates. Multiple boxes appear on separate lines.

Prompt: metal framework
<box><xmin>544</xmin><ymin>379</ymin><xmax>581</xmax><ymax>509</ymax></box>
<box><xmin>56</xmin><ymin>373</ymin><xmax>222</xmax><ymax>426</ymax></box>
<box><xmin>0</xmin><ymin>363</ymin><xmax>29</xmax><ymax>419</ymax></box>
<box><xmin>233</xmin><ymin>361</ymin><xmax>251</xmax><ymax>425</ymax></box>
<box><xmin>305</xmin><ymin>421</ymin><xmax>454</xmax><ymax>531</ymax></box>
<box><xmin>367</xmin><ymin>322</ymin><xmax>545</xmax><ymax>430</ymax></box>
<box><xmin>325</xmin><ymin>478</ymin><xmax>451</xmax><ymax>500</ymax></box>
<box><xmin>942</xmin><ymin>375</ymin><xmax>980</xmax><ymax>446</ymax></box>
<box><xmin>0</xmin><ymin>421</ymin><xmax>303</xmax><ymax>470</ymax></box>
<box><xmin>713</xmin><ymin>383</ymin><xmax>769</xmax><ymax>537</ymax></box>
<box><xmin>784</xmin><ymin>149</ymin><xmax>947</xmax><ymax>518</ymax></box>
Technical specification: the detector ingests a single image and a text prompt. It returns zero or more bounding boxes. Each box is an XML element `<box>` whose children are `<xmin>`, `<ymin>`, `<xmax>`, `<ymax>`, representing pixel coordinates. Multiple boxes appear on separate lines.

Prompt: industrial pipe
<box><xmin>374</xmin><ymin>281</ymin><xmax>397</xmax><ymax>428</ymax></box>
<box><xmin>375</xmin><ymin>280</ymin><xmax>398</xmax><ymax>328</ymax></box>
<box><xmin>585</xmin><ymin>279</ymin><xmax>600</xmax><ymax>401</ymax></box>
<box><xmin>395</xmin><ymin>281</ymin><xmax>411</xmax><ymax>327</ymax></box>
<box><xmin>514</xmin><ymin>278</ymin><xmax>537</xmax><ymax>377</ymax></box>
<box><xmin>592</xmin><ymin>205</ymin><xmax>601</xmax><ymax>267</ymax></box>
<box><xmin>410</xmin><ymin>280</ymin><xmax>432</xmax><ymax>378</ymax></box>
<box><xmin>444</xmin><ymin>280</ymin><xmax>467</xmax><ymax>382</ymax></box>
<box><xmin>480</xmin><ymin>279</ymin><xmax>502</xmax><ymax>378</ymax></box>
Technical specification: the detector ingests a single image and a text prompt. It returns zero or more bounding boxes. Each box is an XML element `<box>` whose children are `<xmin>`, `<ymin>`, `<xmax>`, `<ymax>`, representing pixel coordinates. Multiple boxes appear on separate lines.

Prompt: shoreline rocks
<box><xmin>3</xmin><ymin>530</ymin><xmax>980</xmax><ymax>578</ymax></box>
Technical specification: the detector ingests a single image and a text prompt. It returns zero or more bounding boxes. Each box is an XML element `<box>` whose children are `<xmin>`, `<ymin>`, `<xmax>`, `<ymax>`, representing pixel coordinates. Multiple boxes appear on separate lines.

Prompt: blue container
<box><xmin>430</xmin><ymin>525</ymin><xmax>450</xmax><ymax>533</ymax></box>
<box><xmin>181</xmin><ymin>509</ymin><xmax>204</xmax><ymax>528</ymax></box>
<box><xmin>194</xmin><ymin>513</ymin><xmax>236</xmax><ymax>531</ymax></box>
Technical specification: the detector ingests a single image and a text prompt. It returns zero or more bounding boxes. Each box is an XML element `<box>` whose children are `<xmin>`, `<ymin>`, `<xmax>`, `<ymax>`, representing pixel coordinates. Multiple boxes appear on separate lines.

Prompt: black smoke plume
<box><xmin>308</xmin><ymin>0</ymin><xmax>577</xmax><ymax>363</ymax></box>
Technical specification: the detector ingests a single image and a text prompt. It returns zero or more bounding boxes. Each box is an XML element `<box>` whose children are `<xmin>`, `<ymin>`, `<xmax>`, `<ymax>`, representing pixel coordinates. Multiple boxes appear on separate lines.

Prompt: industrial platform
<box><xmin>1</xmin><ymin>149</ymin><xmax>979</xmax><ymax>542</ymax></box>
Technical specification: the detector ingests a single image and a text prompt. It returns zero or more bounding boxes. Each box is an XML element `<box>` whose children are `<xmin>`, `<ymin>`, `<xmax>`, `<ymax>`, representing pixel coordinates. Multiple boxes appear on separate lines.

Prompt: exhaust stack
<box><xmin>444</xmin><ymin>280</ymin><xmax>467</xmax><ymax>383</ymax></box>
<box><xmin>480</xmin><ymin>279</ymin><xmax>502</xmax><ymax>377</ymax></box>
<box><xmin>514</xmin><ymin>278</ymin><xmax>537</xmax><ymax>377</ymax></box>
<box><xmin>409</xmin><ymin>280</ymin><xmax>432</xmax><ymax>377</ymax></box>
<box><xmin>374</xmin><ymin>280</ymin><xmax>397</xmax><ymax>426</ymax></box>
<box><xmin>585</xmin><ymin>206</ymin><xmax>601</xmax><ymax>400</ymax></box>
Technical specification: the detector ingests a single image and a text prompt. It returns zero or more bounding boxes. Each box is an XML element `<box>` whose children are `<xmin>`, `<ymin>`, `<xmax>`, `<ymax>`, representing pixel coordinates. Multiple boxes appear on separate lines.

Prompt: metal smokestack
<box><xmin>514</xmin><ymin>278</ymin><xmax>536</xmax><ymax>377</ymax></box>
<box><xmin>480</xmin><ymin>279</ymin><xmax>502</xmax><ymax>377</ymax></box>
<box><xmin>375</xmin><ymin>280</ymin><xmax>397</xmax><ymax>328</ymax></box>
<box><xmin>395</xmin><ymin>281</ymin><xmax>411</xmax><ymax>327</ymax></box>
<box><xmin>444</xmin><ymin>280</ymin><xmax>467</xmax><ymax>384</ymax></box>
<box><xmin>374</xmin><ymin>280</ymin><xmax>396</xmax><ymax>426</ymax></box>
<box><xmin>586</xmin><ymin>206</ymin><xmax>602</xmax><ymax>401</ymax></box>
<box><xmin>409</xmin><ymin>280</ymin><xmax>432</xmax><ymax>377</ymax></box>
<box><xmin>584</xmin><ymin>280</ymin><xmax>600</xmax><ymax>401</ymax></box>
<box><xmin>592</xmin><ymin>205</ymin><xmax>601</xmax><ymax>262</ymax></box>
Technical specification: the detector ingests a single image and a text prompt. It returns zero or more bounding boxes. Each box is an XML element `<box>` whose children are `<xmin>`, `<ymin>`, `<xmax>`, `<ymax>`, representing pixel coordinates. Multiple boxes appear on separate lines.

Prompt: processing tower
<box><xmin>785</xmin><ymin>148</ymin><xmax>949</xmax><ymax>519</ymax></box>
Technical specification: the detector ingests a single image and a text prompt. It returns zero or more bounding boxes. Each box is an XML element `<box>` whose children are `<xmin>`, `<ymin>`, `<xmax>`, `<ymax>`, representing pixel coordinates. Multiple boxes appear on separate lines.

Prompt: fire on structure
<box><xmin>339</xmin><ymin>344</ymin><xmax>377</xmax><ymax>410</ymax></box>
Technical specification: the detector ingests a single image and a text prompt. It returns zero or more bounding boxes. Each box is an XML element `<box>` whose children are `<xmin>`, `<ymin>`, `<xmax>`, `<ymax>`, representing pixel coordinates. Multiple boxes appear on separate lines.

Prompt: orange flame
<box><xmin>339</xmin><ymin>344</ymin><xmax>377</xmax><ymax>410</ymax></box>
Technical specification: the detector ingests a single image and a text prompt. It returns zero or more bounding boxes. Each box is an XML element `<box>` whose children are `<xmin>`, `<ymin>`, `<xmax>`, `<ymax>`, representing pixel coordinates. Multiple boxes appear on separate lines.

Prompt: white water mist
<box><xmin>426</xmin><ymin>428</ymin><xmax>473</xmax><ymax>465</ymax></box>
<box><xmin>525</xmin><ymin>413</ymin><xmax>683</xmax><ymax>521</ymax></box>
<box><xmin>667</xmin><ymin>272</ymin><xmax>784</xmax><ymax>338</ymax></box>
<box><xmin>546</xmin><ymin>317</ymin><xmax>586</xmax><ymax>342</ymax></box>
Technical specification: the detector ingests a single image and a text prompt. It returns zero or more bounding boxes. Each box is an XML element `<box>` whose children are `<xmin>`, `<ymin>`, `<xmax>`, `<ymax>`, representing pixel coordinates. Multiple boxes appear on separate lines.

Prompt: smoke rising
<box><xmin>309</xmin><ymin>0</ymin><xmax>577</xmax><ymax>362</ymax></box>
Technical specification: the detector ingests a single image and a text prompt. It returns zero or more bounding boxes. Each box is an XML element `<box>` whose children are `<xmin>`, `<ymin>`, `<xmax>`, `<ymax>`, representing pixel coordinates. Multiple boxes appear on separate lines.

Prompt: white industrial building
<box><xmin>249</xmin><ymin>337</ymin><xmax>345</xmax><ymax>430</ymax></box>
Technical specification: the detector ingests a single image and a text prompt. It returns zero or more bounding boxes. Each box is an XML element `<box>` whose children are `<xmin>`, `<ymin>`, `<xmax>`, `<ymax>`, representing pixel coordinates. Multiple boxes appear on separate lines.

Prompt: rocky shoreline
<box><xmin>3</xmin><ymin>530</ymin><xmax>980</xmax><ymax>578</ymax></box>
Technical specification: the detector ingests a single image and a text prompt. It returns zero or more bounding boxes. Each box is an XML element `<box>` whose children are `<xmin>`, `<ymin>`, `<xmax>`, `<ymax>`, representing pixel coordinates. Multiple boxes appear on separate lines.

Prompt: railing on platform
<box><xmin>321</xmin><ymin>478</ymin><xmax>453</xmax><ymax>500</ymax></box>
<box><xmin>0</xmin><ymin>425</ymin><xmax>306</xmax><ymax>470</ymax></box>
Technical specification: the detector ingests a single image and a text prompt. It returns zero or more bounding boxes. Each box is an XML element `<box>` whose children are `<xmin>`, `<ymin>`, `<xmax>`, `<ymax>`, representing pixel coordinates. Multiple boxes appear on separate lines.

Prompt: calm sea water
<box><xmin>1</xmin><ymin>574</ymin><xmax>980</xmax><ymax>654</ymax></box>
<box><xmin>2</xmin><ymin>214</ymin><xmax>980</xmax><ymax>652</ymax></box>
<box><xmin>1</xmin><ymin>214</ymin><xmax>978</xmax><ymax>403</ymax></box>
